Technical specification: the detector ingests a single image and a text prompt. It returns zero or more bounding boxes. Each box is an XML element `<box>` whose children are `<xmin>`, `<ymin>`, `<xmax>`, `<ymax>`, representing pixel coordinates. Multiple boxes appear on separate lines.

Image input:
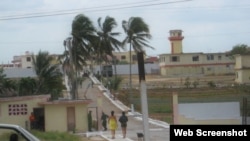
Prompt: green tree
<box><xmin>184</xmin><ymin>77</ymin><xmax>191</xmax><ymax>88</ymax></box>
<box><xmin>32</xmin><ymin>51</ymin><xmax>64</xmax><ymax>99</ymax></box>
<box><xmin>228</xmin><ymin>44</ymin><xmax>250</xmax><ymax>58</ymax></box>
<box><xmin>192</xmin><ymin>79</ymin><xmax>199</xmax><ymax>88</ymax></box>
<box><xmin>207</xmin><ymin>81</ymin><xmax>216</xmax><ymax>88</ymax></box>
<box><xmin>97</xmin><ymin>16</ymin><xmax>123</xmax><ymax>79</ymax></box>
<box><xmin>0</xmin><ymin>68</ymin><xmax>16</xmax><ymax>96</ymax></box>
<box><xmin>104</xmin><ymin>76</ymin><xmax>123</xmax><ymax>100</ymax></box>
<box><xmin>18</xmin><ymin>77</ymin><xmax>37</xmax><ymax>96</ymax></box>
<box><xmin>61</xmin><ymin>14</ymin><xmax>96</xmax><ymax>99</ymax></box>
<box><xmin>122</xmin><ymin>17</ymin><xmax>154</xmax><ymax>102</ymax></box>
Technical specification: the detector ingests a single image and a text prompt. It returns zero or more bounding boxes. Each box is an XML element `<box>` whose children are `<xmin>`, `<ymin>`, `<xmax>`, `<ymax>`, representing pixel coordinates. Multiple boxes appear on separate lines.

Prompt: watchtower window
<box><xmin>170</xmin><ymin>56</ymin><xmax>180</xmax><ymax>62</ymax></box>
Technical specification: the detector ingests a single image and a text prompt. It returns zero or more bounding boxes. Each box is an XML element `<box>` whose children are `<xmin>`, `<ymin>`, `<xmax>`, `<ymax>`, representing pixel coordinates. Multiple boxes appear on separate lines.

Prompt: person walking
<box><xmin>29</xmin><ymin>112</ymin><xmax>36</xmax><ymax>130</ymax></box>
<box><xmin>88</xmin><ymin>111</ymin><xmax>92</xmax><ymax>132</ymax></box>
<box><xmin>119</xmin><ymin>111</ymin><xmax>128</xmax><ymax>138</ymax></box>
<box><xmin>101</xmin><ymin>112</ymin><xmax>108</xmax><ymax>131</ymax></box>
<box><xmin>108</xmin><ymin>110</ymin><xmax>117</xmax><ymax>139</ymax></box>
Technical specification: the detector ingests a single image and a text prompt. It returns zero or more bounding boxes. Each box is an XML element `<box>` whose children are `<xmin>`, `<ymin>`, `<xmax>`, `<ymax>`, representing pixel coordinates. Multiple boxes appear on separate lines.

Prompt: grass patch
<box><xmin>31</xmin><ymin>130</ymin><xmax>81</xmax><ymax>141</ymax></box>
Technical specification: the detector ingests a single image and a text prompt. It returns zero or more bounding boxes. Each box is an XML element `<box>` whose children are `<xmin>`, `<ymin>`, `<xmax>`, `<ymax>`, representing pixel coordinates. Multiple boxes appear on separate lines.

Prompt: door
<box><xmin>33</xmin><ymin>108</ymin><xmax>45</xmax><ymax>131</ymax></box>
<box><xmin>67</xmin><ymin>107</ymin><xmax>75</xmax><ymax>131</ymax></box>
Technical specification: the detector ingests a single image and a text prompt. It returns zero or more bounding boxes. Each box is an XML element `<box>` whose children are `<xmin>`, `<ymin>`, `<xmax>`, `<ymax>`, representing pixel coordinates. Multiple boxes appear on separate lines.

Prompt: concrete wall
<box><xmin>178</xmin><ymin>115</ymin><xmax>241</xmax><ymax>125</ymax></box>
<box><xmin>44</xmin><ymin>103</ymin><xmax>88</xmax><ymax>132</ymax></box>
<box><xmin>93</xmin><ymin>64</ymin><xmax>159</xmax><ymax>75</ymax></box>
<box><xmin>172</xmin><ymin>93</ymin><xmax>241</xmax><ymax>125</ymax></box>
<box><xmin>235</xmin><ymin>55</ymin><xmax>250</xmax><ymax>84</ymax></box>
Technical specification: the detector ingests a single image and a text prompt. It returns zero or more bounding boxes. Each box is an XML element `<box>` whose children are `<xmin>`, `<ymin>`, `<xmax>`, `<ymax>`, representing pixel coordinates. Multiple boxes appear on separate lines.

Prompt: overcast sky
<box><xmin>0</xmin><ymin>0</ymin><xmax>250</xmax><ymax>63</ymax></box>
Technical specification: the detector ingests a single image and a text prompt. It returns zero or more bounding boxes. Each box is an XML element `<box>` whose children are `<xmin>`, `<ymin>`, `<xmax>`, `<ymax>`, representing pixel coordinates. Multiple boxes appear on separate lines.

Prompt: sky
<box><xmin>0</xmin><ymin>0</ymin><xmax>250</xmax><ymax>64</ymax></box>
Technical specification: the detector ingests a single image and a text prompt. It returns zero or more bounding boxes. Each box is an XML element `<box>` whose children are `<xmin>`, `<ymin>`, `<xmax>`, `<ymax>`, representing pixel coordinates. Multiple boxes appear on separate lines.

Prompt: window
<box><xmin>192</xmin><ymin>56</ymin><xmax>199</xmax><ymax>61</ymax></box>
<box><xmin>207</xmin><ymin>54</ymin><xmax>214</xmax><ymax>60</ymax></box>
<box><xmin>121</xmin><ymin>55</ymin><xmax>126</xmax><ymax>60</ymax></box>
<box><xmin>8</xmin><ymin>104</ymin><xmax>28</xmax><ymax>116</ymax></box>
<box><xmin>218</xmin><ymin>55</ymin><xmax>222</xmax><ymax>60</ymax></box>
<box><xmin>160</xmin><ymin>56</ymin><xmax>166</xmax><ymax>62</ymax></box>
<box><xmin>26</xmin><ymin>57</ymin><xmax>31</xmax><ymax>62</ymax></box>
<box><xmin>207</xmin><ymin>67</ymin><xmax>211</xmax><ymax>71</ymax></box>
<box><xmin>170</xmin><ymin>56</ymin><xmax>180</xmax><ymax>62</ymax></box>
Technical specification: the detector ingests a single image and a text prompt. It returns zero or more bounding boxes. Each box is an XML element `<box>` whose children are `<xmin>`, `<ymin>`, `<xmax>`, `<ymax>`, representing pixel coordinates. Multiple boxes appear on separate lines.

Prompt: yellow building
<box><xmin>39</xmin><ymin>100</ymin><xmax>91</xmax><ymax>132</ymax></box>
<box><xmin>112</xmin><ymin>51</ymin><xmax>138</xmax><ymax>64</ymax></box>
<box><xmin>234</xmin><ymin>54</ymin><xmax>250</xmax><ymax>84</ymax></box>
<box><xmin>159</xmin><ymin>30</ymin><xmax>235</xmax><ymax>76</ymax></box>
<box><xmin>0</xmin><ymin>95</ymin><xmax>49</xmax><ymax>129</ymax></box>
<box><xmin>0</xmin><ymin>95</ymin><xmax>92</xmax><ymax>132</ymax></box>
<box><xmin>8</xmin><ymin>51</ymin><xmax>60</xmax><ymax>69</ymax></box>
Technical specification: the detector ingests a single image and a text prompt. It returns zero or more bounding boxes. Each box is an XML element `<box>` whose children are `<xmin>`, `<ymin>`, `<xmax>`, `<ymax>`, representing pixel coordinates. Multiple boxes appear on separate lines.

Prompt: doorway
<box><xmin>33</xmin><ymin>107</ymin><xmax>45</xmax><ymax>131</ymax></box>
<box><xmin>67</xmin><ymin>107</ymin><xmax>76</xmax><ymax>132</ymax></box>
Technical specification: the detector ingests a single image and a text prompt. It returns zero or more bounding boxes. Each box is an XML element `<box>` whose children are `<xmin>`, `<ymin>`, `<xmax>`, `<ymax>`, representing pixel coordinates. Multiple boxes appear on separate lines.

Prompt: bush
<box><xmin>207</xmin><ymin>81</ymin><xmax>216</xmax><ymax>88</ymax></box>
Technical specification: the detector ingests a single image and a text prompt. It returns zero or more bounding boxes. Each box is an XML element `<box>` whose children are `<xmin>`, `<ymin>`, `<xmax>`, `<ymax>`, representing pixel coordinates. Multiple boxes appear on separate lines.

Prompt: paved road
<box><xmin>78</xmin><ymin>77</ymin><xmax>170</xmax><ymax>141</ymax></box>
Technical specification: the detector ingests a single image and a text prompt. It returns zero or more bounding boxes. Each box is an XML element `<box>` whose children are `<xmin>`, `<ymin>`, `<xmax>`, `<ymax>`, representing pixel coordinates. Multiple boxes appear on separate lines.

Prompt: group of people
<box><xmin>88</xmin><ymin>110</ymin><xmax>128</xmax><ymax>139</ymax></box>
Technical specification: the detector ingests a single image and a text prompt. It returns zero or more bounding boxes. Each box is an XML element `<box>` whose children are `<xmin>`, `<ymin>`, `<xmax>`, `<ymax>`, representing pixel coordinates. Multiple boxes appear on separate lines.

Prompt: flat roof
<box><xmin>39</xmin><ymin>99</ymin><xmax>92</xmax><ymax>105</ymax></box>
<box><xmin>0</xmin><ymin>95</ymin><xmax>50</xmax><ymax>102</ymax></box>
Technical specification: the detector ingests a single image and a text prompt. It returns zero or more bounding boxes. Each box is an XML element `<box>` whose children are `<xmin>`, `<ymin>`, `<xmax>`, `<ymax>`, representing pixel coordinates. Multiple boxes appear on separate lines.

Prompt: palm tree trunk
<box><xmin>129</xmin><ymin>44</ymin><xmax>132</xmax><ymax>104</ymax></box>
<box><xmin>113</xmin><ymin>55</ymin><xmax>117</xmax><ymax>80</ymax></box>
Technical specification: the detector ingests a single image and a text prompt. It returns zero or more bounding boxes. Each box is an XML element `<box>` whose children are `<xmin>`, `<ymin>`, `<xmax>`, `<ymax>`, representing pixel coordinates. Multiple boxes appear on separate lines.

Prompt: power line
<box><xmin>2</xmin><ymin>0</ymin><xmax>250</xmax><ymax>20</ymax></box>
<box><xmin>0</xmin><ymin>0</ymin><xmax>193</xmax><ymax>21</ymax></box>
<box><xmin>0</xmin><ymin>0</ymin><xmax>164</xmax><ymax>18</ymax></box>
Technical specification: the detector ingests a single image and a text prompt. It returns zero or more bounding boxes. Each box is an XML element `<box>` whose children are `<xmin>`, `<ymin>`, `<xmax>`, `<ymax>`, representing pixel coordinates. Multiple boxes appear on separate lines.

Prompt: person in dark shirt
<box><xmin>88</xmin><ymin>111</ymin><xmax>92</xmax><ymax>132</ymax></box>
<box><xmin>101</xmin><ymin>112</ymin><xmax>108</xmax><ymax>131</ymax></box>
<box><xmin>119</xmin><ymin>111</ymin><xmax>128</xmax><ymax>138</ymax></box>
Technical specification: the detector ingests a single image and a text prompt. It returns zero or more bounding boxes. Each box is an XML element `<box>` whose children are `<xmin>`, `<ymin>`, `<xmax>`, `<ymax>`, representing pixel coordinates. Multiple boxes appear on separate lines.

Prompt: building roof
<box><xmin>0</xmin><ymin>95</ymin><xmax>50</xmax><ymax>102</ymax></box>
<box><xmin>179</xmin><ymin>102</ymin><xmax>240</xmax><ymax>120</ymax></box>
<box><xmin>39</xmin><ymin>99</ymin><xmax>92</xmax><ymax>105</ymax></box>
<box><xmin>145</xmin><ymin>56</ymin><xmax>158</xmax><ymax>63</ymax></box>
<box><xmin>159</xmin><ymin>52</ymin><xmax>230</xmax><ymax>56</ymax></box>
<box><xmin>4</xmin><ymin>68</ymin><xmax>37</xmax><ymax>78</ymax></box>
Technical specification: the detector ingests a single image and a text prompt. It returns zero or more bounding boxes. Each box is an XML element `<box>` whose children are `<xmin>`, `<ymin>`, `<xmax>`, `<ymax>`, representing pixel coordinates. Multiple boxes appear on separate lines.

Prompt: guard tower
<box><xmin>168</xmin><ymin>30</ymin><xmax>184</xmax><ymax>54</ymax></box>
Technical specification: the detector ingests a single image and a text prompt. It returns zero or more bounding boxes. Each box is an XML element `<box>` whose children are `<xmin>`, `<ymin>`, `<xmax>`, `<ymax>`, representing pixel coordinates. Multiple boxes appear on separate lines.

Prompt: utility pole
<box><xmin>137</xmin><ymin>52</ymin><xmax>150</xmax><ymax>141</ymax></box>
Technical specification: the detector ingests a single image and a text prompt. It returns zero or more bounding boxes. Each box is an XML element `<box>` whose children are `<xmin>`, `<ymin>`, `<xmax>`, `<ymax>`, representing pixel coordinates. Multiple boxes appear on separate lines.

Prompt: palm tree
<box><xmin>0</xmin><ymin>68</ymin><xmax>16</xmax><ymax>96</ymax></box>
<box><xmin>32</xmin><ymin>50</ymin><xmax>64</xmax><ymax>99</ymax></box>
<box><xmin>97</xmin><ymin>16</ymin><xmax>123</xmax><ymax>80</ymax></box>
<box><xmin>18</xmin><ymin>77</ymin><xmax>37</xmax><ymax>96</ymax></box>
<box><xmin>60</xmin><ymin>14</ymin><xmax>96</xmax><ymax>99</ymax></box>
<box><xmin>122</xmin><ymin>17</ymin><xmax>154</xmax><ymax>103</ymax></box>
